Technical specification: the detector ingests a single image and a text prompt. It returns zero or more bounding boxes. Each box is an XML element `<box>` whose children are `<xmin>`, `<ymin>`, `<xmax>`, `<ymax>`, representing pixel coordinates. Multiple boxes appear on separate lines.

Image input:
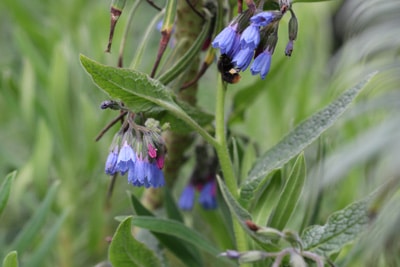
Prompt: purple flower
<box><xmin>250</xmin><ymin>49</ymin><xmax>272</xmax><ymax>79</ymax></box>
<box><xmin>232</xmin><ymin>47</ymin><xmax>254</xmax><ymax>70</ymax></box>
<box><xmin>178</xmin><ymin>185</ymin><xmax>195</xmax><ymax>211</ymax></box>
<box><xmin>199</xmin><ymin>180</ymin><xmax>217</xmax><ymax>209</ymax></box>
<box><xmin>212</xmin><ymin>23</ymin><xmax>238</xmax><ymax>55</ymax></box>
<box><xmin>116</xmin><ymin>141</ymin><xmax>136</xmax><ymax>175</ymax></box>
<box><xmin>250</xmin><ymin>12</ymin><xmax>275</xmax><ymax>27</ymax></box>
<box><xmin>240</xmin><ymin>24</ymin><xmax>260</xmax><ymax>49</ymax></box>
<box><xmin>105</xmin><ymin>149</ymin><xmax>118</xmax><ymax>175</ymax></box>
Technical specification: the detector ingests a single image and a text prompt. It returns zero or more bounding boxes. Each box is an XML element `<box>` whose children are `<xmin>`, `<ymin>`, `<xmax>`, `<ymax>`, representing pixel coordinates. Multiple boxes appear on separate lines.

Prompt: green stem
<box><xmin>215</xmin><ymin>78</ymin><xmax>237</xmax><ymax>196</ymax></box>
<box><xmin>214</xmin><ymin>77</ymin><xmax>249</xmax><ymax>255</ymax></box>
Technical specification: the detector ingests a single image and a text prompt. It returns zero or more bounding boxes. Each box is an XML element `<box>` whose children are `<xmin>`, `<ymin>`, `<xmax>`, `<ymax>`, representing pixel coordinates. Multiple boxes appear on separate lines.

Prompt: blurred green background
<box><xmin>1</xmin><ymin>0</ymin><xmax>399</xmax><ymax>266</ymax></box>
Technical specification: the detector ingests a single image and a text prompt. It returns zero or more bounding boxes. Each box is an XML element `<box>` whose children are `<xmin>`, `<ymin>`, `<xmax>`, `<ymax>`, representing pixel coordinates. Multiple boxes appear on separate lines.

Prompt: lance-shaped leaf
<box><xmin>216</xmin><ymin>176</ymin><xmax>279</xmax><ymax>251</ymax></box>
<box><xmin>268</xmin><ymin>154</ymin><xmax>306</xmax><ymax>231</ymax></box>
<box><xmin>80</xmin><ymin>55</ymin><xmax>177</xmax><ymax>113</ymax></box>
<box><xmin>109</xmin><ymin>216</ymin><xmax>161</xmax><ymax>267</ymax></box>
<box><xmin>0</xmin><ymin>171</ymin><xmax>16</xmax><ymax>217</ymax></box>
<box><xmin>130</xmin><ymin>216</ymin><xmax>221</xmax><ymax>257</ymax></box>
<box><xmin>129</xmin><ymin>194</ymin><xmax>202</xmax><ymax>267</ymax></box>
<box><xmin>241</xmin><ymin>73</ymin><xmax>376</xmax><ymax>202</ymax></box>
<box><xmin>302</xmin><ymin>197</ymin><xmax>372</xmax><ymax>256</ymax></box>
<box><xmin>80</xmin><ymin>55</ymin><xmax>213</xmax><ymax>133</ymax></box>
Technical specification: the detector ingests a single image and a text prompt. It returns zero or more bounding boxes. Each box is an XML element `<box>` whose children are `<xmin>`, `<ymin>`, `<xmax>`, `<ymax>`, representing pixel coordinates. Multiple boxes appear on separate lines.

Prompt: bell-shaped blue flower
<box><xmin>240</xmin><ymin>24</ymin><xmax>260</xmax><ymax>49</ymax></box>
<box><xmin>250</xmin><ymin>11</ymin><xmax>275</xmax><ymax>27</ymax></box>
<box><xmin>147</xmin><ymin>163</ymin><xmax>165</xmax><ymax>188</ymax></box>
<box><xmin>116</xmin><ymin>141</ymin><xmax>136</xmax><ymax>175</ymax></box>
<box><xmin>199</xmin><ymin>180</ymin><xmax>217</xmax><ymax>210</ymax></box>
<box><xmin>232</xmin><ymin>47</ymin><xmax>254</xmax><ymax>70</ymax></box>
<box><xmin>105</xmin><ymin>149</ymin><xmax>118</xmax><ymax>175</ymax></box>
<box><xmin>212</xmin><ymin>23</ymin><xmax>238</xmax><ymax>55</ymax></box>
<box><xmin>250</xmin><ymin>49</ymin><xmax>272</xmax><ymax>79</ymax></box>
<box><xmin>178</xmin><ymin>185</ymin><xmax>195</xmax><ymax>211</ymax></box>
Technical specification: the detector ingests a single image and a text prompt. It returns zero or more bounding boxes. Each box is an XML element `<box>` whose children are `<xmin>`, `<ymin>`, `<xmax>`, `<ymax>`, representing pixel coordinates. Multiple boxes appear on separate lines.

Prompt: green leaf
<box><xmin>129</xmin><ymin>194</ymin><xmax>202</xmax><ymax>267</ymax></box>
<box><xmin>241</xmin><ymin>72</ymin><xmax>376</xmax><ymax>202</ymax></box>
<box><xmin>268</xmin><ymin>154</ymin><xmax>306</xmax><ymax>231</ymax></box>
<box><xmin>252</xmin><ymin>171</ymin><xmax>282</xmax><ymax>226</ymax></box>
<box><xmin>130</xmin><ymin>216</ymin><xmax>223</xmax><ymax>256</ymax></box>
<box><xmin>9</xmin><ymin>182</ymin><xmax>59</xmax><ymax>254</ymax></box>
<box><xmin>164</xmin><ymin>188</ymin><xmax>184</xmax><ymax>222</ymax></box>
<box><xmin>302</xmin><ymin>197</ymin><xmax>371</xmax><ymax>256</ymax></box>
<box><xmin>216</xmin><ymin>176</ymin><xmax>279</xmax><ymax>251</ymax></box>
<box><xmin>80</xmin><ymin>54</ymin><xmax>175</xmax><ymax>113</ymax></box>
<box><xmin>0</xmin><ymin>171</ymin><xmax>16</xmax><ymax>217</ymax></box>
<box><xmin>109</xmin><ymin>216</ymin><xmax>161</xmax><ymax>267</ymax></box>
<box><xmin>2</xmin><ymin>251</ymin><xmax>18</xmax><ymax>267</ymax></box>
<box><xmin>80</xmin><ymin>55</ymin><xmax>213</xmax><ymax>133</ymax></box>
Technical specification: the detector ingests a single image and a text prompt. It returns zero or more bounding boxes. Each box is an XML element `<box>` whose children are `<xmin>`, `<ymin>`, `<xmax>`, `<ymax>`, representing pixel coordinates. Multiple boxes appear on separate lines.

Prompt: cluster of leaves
<box><xmin>80</xmin><ymin>51</ymin><xmax>376</xmax><ymax>266</ymax></box>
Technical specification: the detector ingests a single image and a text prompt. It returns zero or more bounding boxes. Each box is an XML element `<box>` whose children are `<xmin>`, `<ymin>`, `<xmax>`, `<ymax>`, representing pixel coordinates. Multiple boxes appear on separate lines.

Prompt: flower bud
<box><xmin>290</xmin><ymin>252</ymin><xmax>306</xmax><ymax>267</ymax></box>
<box><xmin>238</xmin><ymin>251</ymin><xmax>267</xmax><ymax>263</ymax></box>
<box><xmin>256</xmin><ymin>226</ymin><xmax>283</xmax><ymax>240</ymax></box>
<box><xmin>288</xmin><ymin>15</ymin><xmax>298</xmax><ymax>41</ymax></box>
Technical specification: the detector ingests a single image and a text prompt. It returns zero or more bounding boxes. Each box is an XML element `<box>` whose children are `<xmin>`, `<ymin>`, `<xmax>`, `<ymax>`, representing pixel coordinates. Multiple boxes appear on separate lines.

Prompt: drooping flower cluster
<box><xmin>179</xmin><ymin>176</ymin><xmax>218</xmax><ymax>211</ymax></box>
<box><xmin>105</xmin><ymin>117</ymin><xmax>166</xmax><ymax>188</ymax></box>
<box><xmin>212</xmin><ymin>2</ymin><xmax>298</xmax><ymax>80</ymax></box>
<box><xmin>178</xmin><ymin>144</ymin><xmax>218</xmax><ymax>210</ymax></box>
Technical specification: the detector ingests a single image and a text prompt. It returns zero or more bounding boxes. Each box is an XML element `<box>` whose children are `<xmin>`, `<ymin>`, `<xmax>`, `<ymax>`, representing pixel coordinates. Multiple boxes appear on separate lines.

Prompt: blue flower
<box><xmin>147</xmin><ymin>163</ymin><xmax>165</xmax><ymax>188</ymax></box>
<box><xmin>240</xmin><ymin>24</ymin><xmax>260</xmax><ymax>49</ymax></box>
<box><xmin>199</xmin><ymin>180</ymin><xmax>217</xmax><ymax>210</ymax></box>
<box><xmin>250</xmin><ymin>49</ymin><xmax>272</xmax><ymax>79</ymax></box>
<box><xmin>250</xmin><ymin>12</ymin><xmax>275</xmax><ymax>27</ymax></box>
<box><xmin>178</xmin><ymin>185</ymin><xmax>195</xmax><ymax>211</ymax></box>
<box><xmin>116</xmin><ymin>141</ymin><xmax>136</xmax><ymax>175</ymax></box>
<box><xmin>212</xmin><ymin>23</ymin><xmax>238</xmax><ymax>55</ymax></box>
<box><xmin>232</xmin><ymin>47</ymin><xmax>254</xmax><ymax>70</ymax></box>
<box><xmin>105</xmin><ymin>149</ymin><xmax>118</xmax><ymax>175</ymax></box>
<box><xmin>127</xmin><ymin>157</ymin><xmax>165</xmax><ymax>188</ymax></box>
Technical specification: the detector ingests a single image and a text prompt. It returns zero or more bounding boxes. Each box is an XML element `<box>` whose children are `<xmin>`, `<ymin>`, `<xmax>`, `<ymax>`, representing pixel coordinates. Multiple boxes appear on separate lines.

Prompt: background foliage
<box><xmin>0</xmin><ymin>0</ymin><xmax>399</xmax><ymax>266</ymax></box>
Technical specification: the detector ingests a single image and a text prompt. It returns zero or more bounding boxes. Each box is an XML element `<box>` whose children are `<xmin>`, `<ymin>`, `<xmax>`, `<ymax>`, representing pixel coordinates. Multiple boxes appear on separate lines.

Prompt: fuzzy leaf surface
<box><xmin>80</xmin><ymin>55</ymin><xmax>213</xmax><ymax>132</ymax></box>
<box><xmin>302</xmin><ymin>197</ymin><xmax>371</xmax><ymax>255</ymax></box>
<box><xmin>241</xmin><ymin>73</ymin><xmax>376</xmax><ymax>202</ymax></box>
<box><xmin>109</xmin><ymin>216</ymin><xmax>161</xmax><ymax>267</ymax></box>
